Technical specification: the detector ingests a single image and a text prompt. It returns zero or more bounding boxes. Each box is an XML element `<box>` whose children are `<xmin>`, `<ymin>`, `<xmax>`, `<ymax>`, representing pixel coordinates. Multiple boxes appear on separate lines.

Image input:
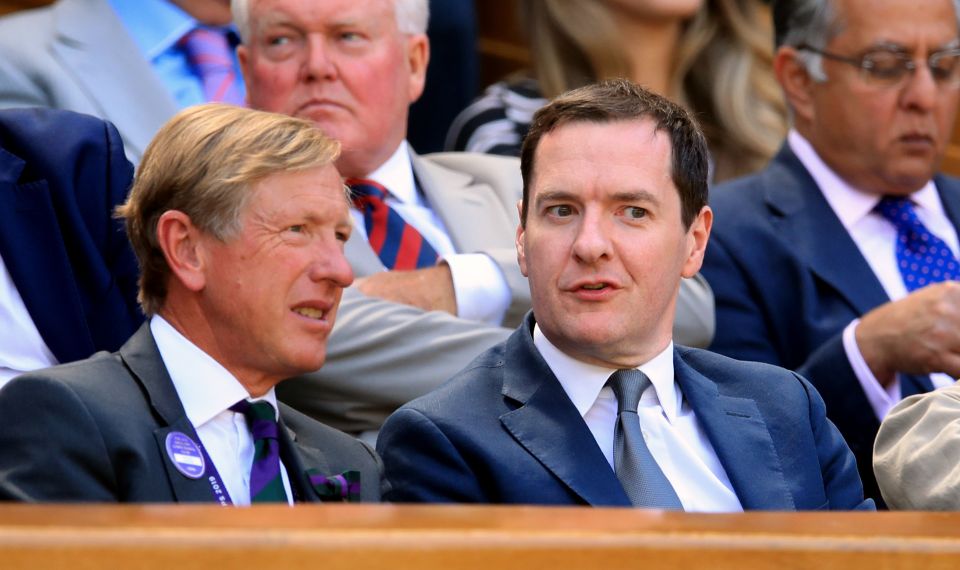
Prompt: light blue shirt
<box><xmin>107</xmin><ymin>0</ymin><xmax>245</xmax><ymax>109</ymax></box>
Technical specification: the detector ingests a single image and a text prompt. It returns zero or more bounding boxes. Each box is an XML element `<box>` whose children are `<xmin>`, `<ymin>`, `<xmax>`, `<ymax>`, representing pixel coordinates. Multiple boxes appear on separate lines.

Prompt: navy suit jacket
<box><xmin>0</xmin><ymin>107</ymin><xmax>141</xmax><ymax>365</ymax></box>
<box><xmin>378</xmin><ymin>314</ymin><xmax>871</xmax><ymax>510</ymax></box>
<box><xmin>701</xmin><ymin>143</ymin><xmax>960</xmax><ymax>505</ymax></box>
<box><xmin>0</xmin><ymin>324</ymin><xmax>383</xmax><ymax>503</ymax></box>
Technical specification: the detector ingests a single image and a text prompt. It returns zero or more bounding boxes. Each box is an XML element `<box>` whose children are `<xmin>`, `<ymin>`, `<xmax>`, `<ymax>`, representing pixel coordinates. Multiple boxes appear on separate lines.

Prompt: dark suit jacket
<box><xmin>377</xmin><ymin>313</ymin><xmax>871</xmax><ymax>510</ymax></box>
<box><xmin>701</xmin><ymin>143</ymin><xmax>960</xmax><ymax>505</ymax></box>
<box><xmin>0</xmin><ymin>107</ymin><xmax>142</xmax><ymax>365</ymax></box>
<box><xmin>0</xmin><ymin>324</ymin><xmax>382</xmax><ymax>503</ymax></box>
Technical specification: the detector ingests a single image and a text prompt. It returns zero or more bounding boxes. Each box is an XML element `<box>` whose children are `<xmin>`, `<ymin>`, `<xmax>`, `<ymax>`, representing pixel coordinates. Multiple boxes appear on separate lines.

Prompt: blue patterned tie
<box><xmin>230</xmin><ymin>400</ymin><xmax>288</xmax><ymax>503</ymax></box>
<box><xmin>875</xmin><ymin>196</ymin><xmax>959</xmax><ymax>292</ymax></box>
<box><xmin>347</xmin><ymin>178</ymin><xmax>439</xmax><ymax>270</ymax></box>
<box><xmin>607</xmin><ymin>370</ymin><xmax>683</xmax><ymax>509</ymax></box>
<box><xmin>180</xmin><ymin>27</ymin><xmax>245</xmax><ymax>106</ymax></box>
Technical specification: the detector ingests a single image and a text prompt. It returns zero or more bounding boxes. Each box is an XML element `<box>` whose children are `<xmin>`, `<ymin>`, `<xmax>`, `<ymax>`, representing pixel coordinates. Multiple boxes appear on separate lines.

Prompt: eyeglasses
<box><xmin>797</xmin><ymin>44</ymin><xmax>960</xmax><ymax>88</ymax></box>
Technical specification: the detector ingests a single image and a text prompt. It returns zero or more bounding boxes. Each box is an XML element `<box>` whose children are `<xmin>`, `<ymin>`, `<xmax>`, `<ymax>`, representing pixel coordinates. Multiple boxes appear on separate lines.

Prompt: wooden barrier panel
<box><xmin>2</xmin><ymin>504</ymin><xmax>960</xmax><ymax>570</ymax></box>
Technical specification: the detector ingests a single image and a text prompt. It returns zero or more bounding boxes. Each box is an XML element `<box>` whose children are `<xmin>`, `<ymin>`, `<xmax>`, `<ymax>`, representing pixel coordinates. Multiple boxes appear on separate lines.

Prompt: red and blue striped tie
<box><xmin>180</xmin><ymin>27</ymin><xmax>245</xmax><ymax>106</ymax></box>
<box><xmin>231</xmin><ymin>400</ymin><xmax>288</xmax><ymax>503</ymax></box>
<box><xmin>348</xmin><ymin>178</ymin><xmax>439</xmax><ymax>270</ymax></box>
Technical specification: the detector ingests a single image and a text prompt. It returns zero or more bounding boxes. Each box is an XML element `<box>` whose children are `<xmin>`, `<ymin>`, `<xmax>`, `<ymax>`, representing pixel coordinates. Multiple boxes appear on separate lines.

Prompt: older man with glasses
<box><xmin>700</xmin><ymin>0</ymin><xmax>960</xmax><ymax>508</ymax></box>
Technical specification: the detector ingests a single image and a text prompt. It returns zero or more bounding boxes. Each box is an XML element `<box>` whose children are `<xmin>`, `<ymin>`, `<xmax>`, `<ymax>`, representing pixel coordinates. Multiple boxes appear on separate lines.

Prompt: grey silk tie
<box><xmin>607</xmin><ymin>369</ymin><xmax>683</xmax><ymax>509</ymax></box>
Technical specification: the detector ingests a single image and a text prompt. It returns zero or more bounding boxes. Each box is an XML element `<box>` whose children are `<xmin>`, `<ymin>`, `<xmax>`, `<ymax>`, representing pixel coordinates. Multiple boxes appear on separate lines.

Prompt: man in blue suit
<box><xmin>377</xmin><ymin>79</ymin><xmax>871</xmax><ymax>510</ymax></box>
<box><xmin>701</xmin><ymin>0</ymin><xmax>960</xmax><ymax>506</ymax></box>
<box><xmin>0</xmin><ymin>108</ymin><xmax>142</xmax><ymax>389</ymax></box>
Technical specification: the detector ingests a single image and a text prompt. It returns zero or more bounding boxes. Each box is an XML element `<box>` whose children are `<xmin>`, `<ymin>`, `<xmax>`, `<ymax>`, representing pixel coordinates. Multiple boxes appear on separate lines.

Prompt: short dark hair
<box><xmin>519</xmin><ymin>78</ymin><xmax>709</xmax><ymax>228</ymax></box>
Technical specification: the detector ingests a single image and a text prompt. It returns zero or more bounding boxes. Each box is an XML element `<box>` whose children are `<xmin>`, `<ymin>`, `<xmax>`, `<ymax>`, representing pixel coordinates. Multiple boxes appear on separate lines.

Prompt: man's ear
<box><xmin>775</xmin><ymin>46</ymin><xmax>817</xmax><ymax>125</ymax></box>
<box><xmin>406</xmin><ymin>34</ymin><xmax>429</xmax><ymax>104</ymax></box>
<box><xmin>237</xmin><ymin>44</ymin><xmax>252</xmax><ymax>106</ymax></box>
<box><xmin>681</xmin><ymin>206</ymin><xmax>712</xmax><ymax>279</ymax></box>
<box><xmin>516</xmin><ymin>201</ymin><xmax>529</xmax><ymax>277</ymax></box>
<box><xmin>156</xmin><ymin>210</ymin><xmax>208</xmax><ymax>292</ymax></box>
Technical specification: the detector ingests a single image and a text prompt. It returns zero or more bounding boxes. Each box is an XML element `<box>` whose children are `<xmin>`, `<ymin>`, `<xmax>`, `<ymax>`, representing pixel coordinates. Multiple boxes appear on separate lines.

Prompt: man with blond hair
<box><xmin>232</xmin><ymin>0</ymin><xmax>716</xmax><ymax>437</ymax></box>
<box><xmin>0</xmin><ymin>103</ymin><xmax>381</xmax><ymax>503</ymax></box>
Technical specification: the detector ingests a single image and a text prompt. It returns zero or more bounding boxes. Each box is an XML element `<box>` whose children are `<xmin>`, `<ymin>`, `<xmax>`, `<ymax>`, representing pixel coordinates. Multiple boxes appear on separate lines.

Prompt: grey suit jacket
<box><xmin>278</xmin><ymin>151</ymin><xmax>715</xmax><ymax>434</ymax></box>
<box><xmin>0</xmin><ymin>0</ymin><xmax>177</xmax><ymax>164</ymax></box>
<box><xmin>0</xmin><ymin>323</ymin><xmax>382</xmax><ymax>503</ymax></box>
<box><xmin>874</xmin><ymin>382</ymin><xmax>960</xmax><ymax>510</ymax></box>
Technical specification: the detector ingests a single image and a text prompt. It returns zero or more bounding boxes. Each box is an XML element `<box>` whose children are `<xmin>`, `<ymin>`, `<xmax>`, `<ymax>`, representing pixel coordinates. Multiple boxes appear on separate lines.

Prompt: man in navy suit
<box><xmin>377</xmin><ymin>79</ymin><xmax>871</xmax><ymax>510</ymax></box>
<box><xmin>0</xmin><ymin>108</ymin><xmax>142</xmax><ymax>389</ymax></box>
<box><xmin>701</xmin><ymin>0</ymin><xmax>960</xmax><ymax>505</ymax></box>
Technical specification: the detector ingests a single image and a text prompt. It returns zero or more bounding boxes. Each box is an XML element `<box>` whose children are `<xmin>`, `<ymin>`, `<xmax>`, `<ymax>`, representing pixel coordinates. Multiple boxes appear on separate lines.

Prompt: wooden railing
<box><xmin>2</xmin><ymin>504</ymin><xmax>960</xmax><ymax>569</ymax></box>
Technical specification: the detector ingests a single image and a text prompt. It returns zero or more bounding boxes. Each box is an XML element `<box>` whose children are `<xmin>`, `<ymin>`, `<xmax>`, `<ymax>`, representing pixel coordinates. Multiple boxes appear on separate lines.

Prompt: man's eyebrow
<box><xmin>534</xmin><ymin>190</ymin><xmax>579</xmax><ymax>205</ymax></box>
<box><xmin>610</xmin><ymin>190</ymin><xmax>659</xmax><ymax>203</ymax></box>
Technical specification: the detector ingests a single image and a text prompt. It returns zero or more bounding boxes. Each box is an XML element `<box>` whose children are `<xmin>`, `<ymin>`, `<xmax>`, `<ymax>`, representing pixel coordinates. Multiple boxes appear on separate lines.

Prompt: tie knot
<box><xmin>180</xmin><ymin>27</ymin><xmax>234</xmax><ymax>67</ymax></box>
<box><xmin>230</xmin><ymin>400</ymin><xmax>279</xmax><ymax>440</ymax></box>
<box><xmin>347</xmin><ymin>178</ymin><xmax>390</xmax><ymax>202</ymax></box>
<box><xmin>607</xmin><ymin>369</ymin><xmax>651</xmax><ymax>414</ymax></box>
<box><xmin>875</xmin><ymin>195</ymin><xmax>921</xmax><ymax>230</ymax></box>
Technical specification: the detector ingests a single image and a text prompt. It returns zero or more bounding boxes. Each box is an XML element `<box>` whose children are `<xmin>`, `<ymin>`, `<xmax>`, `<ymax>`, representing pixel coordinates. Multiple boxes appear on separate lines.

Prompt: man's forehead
<box><xmin>830</xmin><ymin>0</ymin><xmax>959</xmax><ymax>47</ymax></box>
<box><xmin>250</xmin><ymin>0</ymin><xmax>396</xmax><ymax>26</ymax></box>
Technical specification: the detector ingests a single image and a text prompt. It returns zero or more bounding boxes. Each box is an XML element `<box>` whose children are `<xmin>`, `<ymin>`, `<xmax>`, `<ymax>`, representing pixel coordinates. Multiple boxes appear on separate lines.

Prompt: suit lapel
<box><xmin>411</xmin><ymin>153</ymin><xmax>517</xmax><ymax>253</ymax></box>
<box><xmin>276</xmin><ymin>419</ymin><xmax>332</xmax><ymax>503</ymax></box>
<box><xmin>0</xmin><ymin>146</ymin><xmax>93</xmax><ymax>363</ymax></box>
<box><xmin>51</xmin><ymin>0</ymin><xmax>177</xmax><ymax>162</ymax></box>
<box><xmin>498</xmin><ymin>319</ymin><xmax>630</xmax><ymax>506</ymax></box>
<box><xmin>120</xmin><ymin>325</ymin><xmax>215</xmax><ymax>503</ymax></box>
<box><xmin>674</xmin><ymin>352</ymin><xmax>796</xmax><ymax>510</ymax></box>
<box><xmin>762</xmin><ymin>146</ymin><xmax>889</xmax><ymax>316</ymax></box>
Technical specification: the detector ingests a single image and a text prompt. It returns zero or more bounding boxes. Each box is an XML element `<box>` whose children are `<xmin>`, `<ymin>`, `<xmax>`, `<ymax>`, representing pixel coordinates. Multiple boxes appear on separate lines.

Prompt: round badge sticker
<box><xmin>165</xmin><ymin>432</ymin><xmax>205</xmax><ymax>479</ymax></box>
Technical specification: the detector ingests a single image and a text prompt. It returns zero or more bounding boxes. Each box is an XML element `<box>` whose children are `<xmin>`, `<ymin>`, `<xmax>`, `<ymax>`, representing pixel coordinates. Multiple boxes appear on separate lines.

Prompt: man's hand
<box><xmin>354</xmin><ymin>264</ymin><xmax>458</xmax><ymax>315</ymax></box>
<box><xmin>857</xmin><ymin>282</ymin><xmax>960</xmax><ymax>386</ymax></box>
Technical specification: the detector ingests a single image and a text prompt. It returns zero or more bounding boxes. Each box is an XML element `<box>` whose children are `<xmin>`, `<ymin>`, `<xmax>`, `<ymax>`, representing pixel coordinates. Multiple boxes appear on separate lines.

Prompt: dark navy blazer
<box><xmin>0</xmin><ymin>107</ymin><xmax>142</xmax><ymax>365</ymax></box>
<box><xmin>378</xmin><ymin>313</ymin><xmax>872</xmax><ymax>510</ymax></box>
<box><xmin>701</xmin><ymin>143</ymin><xmax>960</xmax><ymax>505</ymax></box>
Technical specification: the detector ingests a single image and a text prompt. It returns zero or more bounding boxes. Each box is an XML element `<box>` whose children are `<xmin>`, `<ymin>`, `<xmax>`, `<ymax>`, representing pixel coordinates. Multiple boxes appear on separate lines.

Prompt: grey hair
<box><xmin>230</xmin><ymin>0</ymin><xmax>429</xmax><ymax>43</ymax></box>
<box><xmin>773</xmin><ymin>0</ymin><xmax>960</xmax><ymax>83</ymax></box>
<box><xmin>773</xmin><ymin>0</ymin><xmax>840</xmax><ymax>81</ymax></box>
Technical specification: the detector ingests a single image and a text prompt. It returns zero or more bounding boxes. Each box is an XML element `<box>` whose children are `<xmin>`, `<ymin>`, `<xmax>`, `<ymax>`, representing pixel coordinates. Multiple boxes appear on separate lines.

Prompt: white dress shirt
<box><xmin>151</xmin><ymin>316</ymin><xmax>294</xmax><ymax>505</ymax></box>
<box><xmin>789</xmin><ymin>130</ymin><xmax>957</xmax><ymax>420</ymax></box>
<box><xmin>0</xmin><ymin>251</ymin><xmax>57</xmax><ymax>389</ymax></box>
<box><xmin>533</xmin><ymin>325</ymin><xmax>743</xmax><ymax>512</ymax></box>
<box><xmin>350</xmin><ymin>141</ymin><xmax>511</xmax><ymax>325</ymax></box>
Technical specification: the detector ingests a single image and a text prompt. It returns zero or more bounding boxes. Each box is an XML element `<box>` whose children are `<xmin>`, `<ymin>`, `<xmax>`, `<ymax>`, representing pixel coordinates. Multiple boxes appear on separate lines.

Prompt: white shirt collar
<box><xmin>533</xmin><ymin>324</ymin><xmax>680</xmax><ymax>422</ymax></box>
<box><xmin>365</xmin><ymin>140</ymin><xmax>417</xmax><ymax>205</ymax></box>
<box><xmin>788</xmin><ymin>129</ymin><xmax>942</xmax><ymax>230</ymax></box>
<box><xmin>150</xmin><ymin>315</ymin><xmax>280</xmax><ymax>428</ymax></box>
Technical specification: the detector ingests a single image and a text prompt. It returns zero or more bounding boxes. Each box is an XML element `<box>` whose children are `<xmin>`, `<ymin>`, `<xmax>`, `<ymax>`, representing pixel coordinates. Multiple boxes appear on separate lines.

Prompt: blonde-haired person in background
<box><xmin>446</xmin><ymin>0</ymin><xmax>786</xmax><ymax>183</ymax></box>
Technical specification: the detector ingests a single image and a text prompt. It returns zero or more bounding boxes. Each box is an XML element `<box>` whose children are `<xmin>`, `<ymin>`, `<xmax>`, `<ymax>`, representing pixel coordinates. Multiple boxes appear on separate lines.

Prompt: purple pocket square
<box><xmin>307</xmin><ymin>469</ymin><xmax>361</xmax><ymax>502</ymax></box>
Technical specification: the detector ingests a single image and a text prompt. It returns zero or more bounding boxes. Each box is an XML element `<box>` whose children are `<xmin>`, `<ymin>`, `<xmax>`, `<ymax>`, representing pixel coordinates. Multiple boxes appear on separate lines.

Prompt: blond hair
<box><xmin>116</xmin><ymin>103</ymin><xmax>341</xmax><ymax>315</ymax></box>
<box><xmin>521</xmin><ymin>0</ymin><xmax>787</xmax><ymax>182</ymax></box>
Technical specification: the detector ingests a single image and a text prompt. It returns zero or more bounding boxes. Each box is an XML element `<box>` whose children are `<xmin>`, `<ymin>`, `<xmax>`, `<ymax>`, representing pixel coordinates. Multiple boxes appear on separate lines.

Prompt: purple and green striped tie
<box><xmin>231</xmin><ymin>400</ymin><xmax>289</xmax><ymax>503</ymax></box>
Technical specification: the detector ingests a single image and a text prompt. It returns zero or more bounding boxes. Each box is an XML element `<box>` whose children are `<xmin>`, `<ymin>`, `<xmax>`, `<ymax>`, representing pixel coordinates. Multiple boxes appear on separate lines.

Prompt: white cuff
<box><xmin>443</xmin><ymin>253</ymin><xmax>511</xmax><ymax>325</ymax></box>
<box><xmin>843</xmin><ymin>319</ymin><xmax>901</xmax><ymax>421</ymax></box>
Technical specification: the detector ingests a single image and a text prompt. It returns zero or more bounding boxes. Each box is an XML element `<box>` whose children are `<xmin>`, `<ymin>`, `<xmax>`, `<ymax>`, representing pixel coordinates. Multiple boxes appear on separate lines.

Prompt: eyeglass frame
<box><xmin>795</xmin><ymin>43</ymin><xmax>960</xmax><ymax>88</ymax></box>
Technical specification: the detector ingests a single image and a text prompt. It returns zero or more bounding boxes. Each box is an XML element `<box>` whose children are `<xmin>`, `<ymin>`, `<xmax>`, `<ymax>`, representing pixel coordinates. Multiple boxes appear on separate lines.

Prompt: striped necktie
<box><xmin>231</xmin><ymin>400</ymin><xmax>289</xmax><ymax>503</ymax></box>
<box><xmin>875</xmin><ymin>195</ymin><xmax>959</xmax><ymax>292</ymax></box>
<box><xmin>607</xmin><ymin>369</ymin><xmax>683</xmax><ymax>509</ymax></box>
<box><xmin>179</xmin><ymin>27</ymin><xmax>245</xmax><ymax>106</ymax></box>
<box><xmin>347</xmin><ymin>178</ymin><xmax>439</xmax><ymax>270</ymax></box>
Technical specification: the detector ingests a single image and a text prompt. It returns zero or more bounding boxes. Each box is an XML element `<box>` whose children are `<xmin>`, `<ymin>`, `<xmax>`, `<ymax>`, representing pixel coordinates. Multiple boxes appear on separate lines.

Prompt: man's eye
<box><xmin>288</xmin><ymin>225</ymin><xmax>304</xmax><ymax>233</ymax></box>
<box><xmin>546</xmin><ymin>205</ymin><xmax>574</xmax><ymax>217</ymax></box>
<box><xmin>624</xmin><ymin>207</ymin><xmax>647</xmax><ymax>219</ymax></box>
<box><xmin>864</xmin><ymin>53</ymin><xmax>908</xmax><ymax>79</ymax></box>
